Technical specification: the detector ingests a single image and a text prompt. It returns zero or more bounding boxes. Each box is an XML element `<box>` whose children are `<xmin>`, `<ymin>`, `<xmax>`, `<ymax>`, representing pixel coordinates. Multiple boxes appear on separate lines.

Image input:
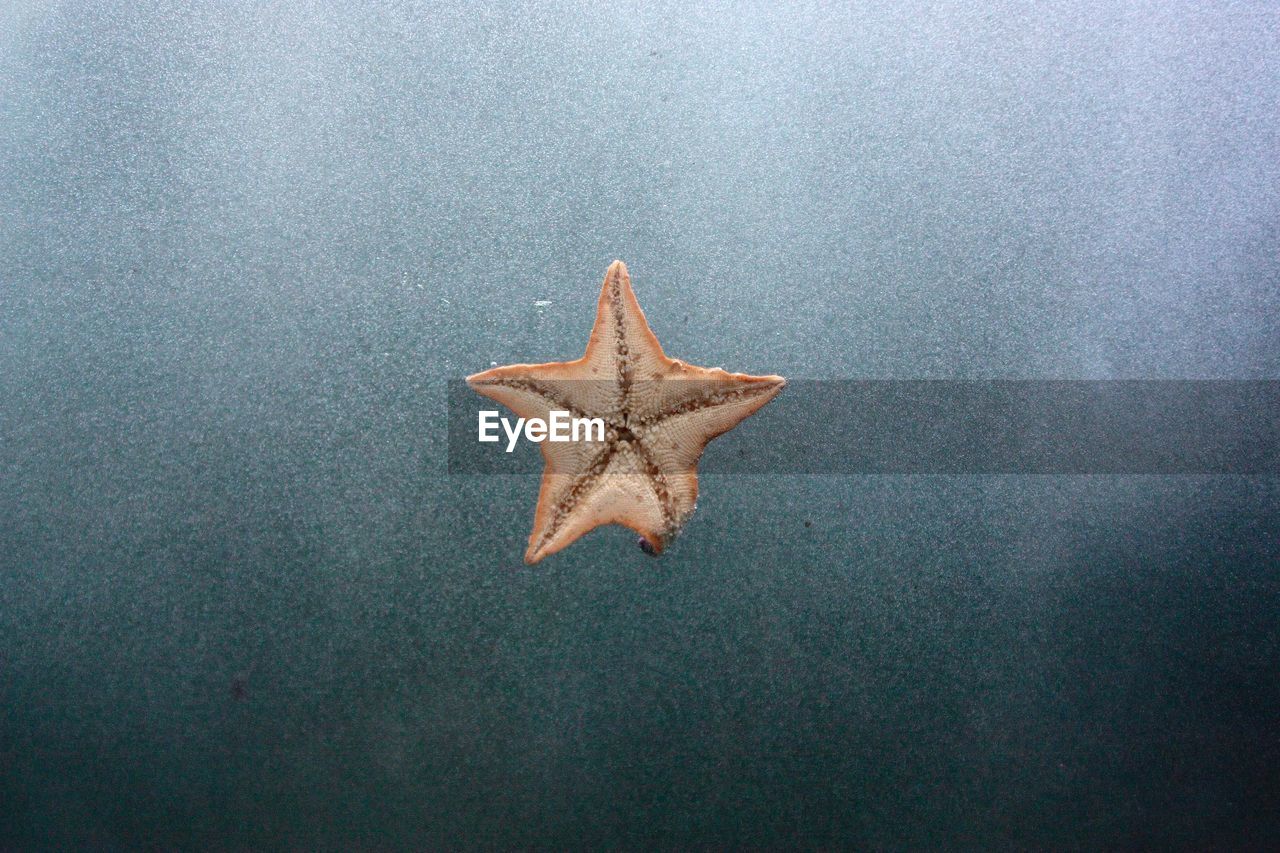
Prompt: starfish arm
<box><xmin>467</xmin><ymin>364</ymin><xmax>620</xmax><ymax>528</ymax></box>
<box><xmin>631</xmin><ymin>366</ymin><xmax>784</xmax><ymax>426</ymax></box>
<box><xmin>581</xmin><ymin>260</ymin><xmax>674</xmax><ymax>386</ymax></box>
<box><xmin>635</xmin><ymin>372</ymin><xmax>785</xmax><ymax>470</ymax></box>
<box><xmin>524</xmin><ymin>444</ymin><xmax>615</xmax><ymax>563</ymax></box>
<box><xmin>628</xmin><ymin>439</ymin><xmax>699</xmax><ymax>549</ymax></box>
<box><xmin>466</xmin><ymin>360</ymin><xmax>606</xmax><ymax>421</ymax></box>
<box><xmin>525</xmin><ymin>443</ymin><xmax>691</xmax><ymax>563</ymax></box>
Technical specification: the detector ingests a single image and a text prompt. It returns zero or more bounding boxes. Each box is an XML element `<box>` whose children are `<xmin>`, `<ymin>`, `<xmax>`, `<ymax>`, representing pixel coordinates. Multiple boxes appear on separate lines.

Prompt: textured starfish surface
<box><xmin>467</xmin><ymin>260</ymin><xmax>785</xmax><ymax>563</ymax></box>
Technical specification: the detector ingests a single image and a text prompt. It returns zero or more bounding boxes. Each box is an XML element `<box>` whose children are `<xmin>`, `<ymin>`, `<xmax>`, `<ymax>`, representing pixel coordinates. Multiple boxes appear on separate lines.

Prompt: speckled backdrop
<box><xmin>2</xmin><ymin>1</ymin><xmax>1277</xmax><ymax>848</ymax></box>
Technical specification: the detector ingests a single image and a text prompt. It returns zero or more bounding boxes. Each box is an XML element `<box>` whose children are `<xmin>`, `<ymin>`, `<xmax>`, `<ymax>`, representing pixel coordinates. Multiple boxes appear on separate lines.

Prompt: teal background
<box><xmin>2</xmin><ymin>1</ymin><xmax>1278</xmax><ymax>847</ymax></box>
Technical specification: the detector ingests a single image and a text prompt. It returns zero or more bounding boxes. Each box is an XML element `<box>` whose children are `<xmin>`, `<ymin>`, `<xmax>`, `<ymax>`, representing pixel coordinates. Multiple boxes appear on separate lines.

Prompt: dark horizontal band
<box><xmin>448</xmin><ymin>380</ymin><xmax>1279</xmax><ymax>475</ymax></box>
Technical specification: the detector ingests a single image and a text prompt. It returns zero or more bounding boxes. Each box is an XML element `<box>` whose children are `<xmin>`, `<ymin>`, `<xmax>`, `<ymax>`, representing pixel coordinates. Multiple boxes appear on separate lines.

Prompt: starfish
<box><xmin>467</xmin><ymin>260</ymin><xmax>785</xmax><ymax>564</ymax></box>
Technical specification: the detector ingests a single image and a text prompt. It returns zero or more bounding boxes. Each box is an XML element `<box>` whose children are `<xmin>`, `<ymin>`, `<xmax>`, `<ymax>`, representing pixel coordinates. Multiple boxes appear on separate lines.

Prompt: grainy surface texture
<box><xmin>1</xmin><ymin>0</ymin><xmax>1278</xmax><ymax>848</ymax></box>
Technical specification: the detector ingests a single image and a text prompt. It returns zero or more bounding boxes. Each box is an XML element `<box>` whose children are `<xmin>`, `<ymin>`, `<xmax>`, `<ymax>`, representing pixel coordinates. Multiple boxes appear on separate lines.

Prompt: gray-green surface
<box><xmin>2</xmin><ymin>1</ymin><xmax>1278</xmax><ymax>848</ymax></box>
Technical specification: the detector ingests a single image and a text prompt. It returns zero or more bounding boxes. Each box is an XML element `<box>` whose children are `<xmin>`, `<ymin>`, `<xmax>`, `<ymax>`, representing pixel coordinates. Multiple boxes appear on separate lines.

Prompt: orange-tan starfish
<box><xmin>467</xmin><ymin>260</ymin><xmax>784</xmax><ymax>563</ymax></box>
